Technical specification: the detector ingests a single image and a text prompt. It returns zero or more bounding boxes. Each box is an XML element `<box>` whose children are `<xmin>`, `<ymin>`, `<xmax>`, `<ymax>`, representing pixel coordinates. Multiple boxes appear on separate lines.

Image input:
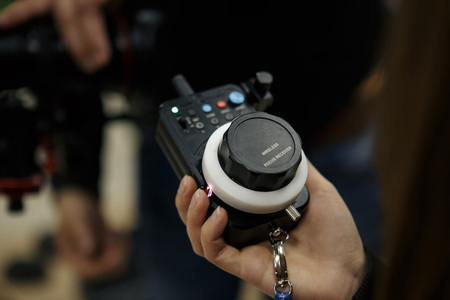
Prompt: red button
<box><xmin>216</xmin><ymin>100</ymin><xmax>227</xmax><ymax>108</ymax></box>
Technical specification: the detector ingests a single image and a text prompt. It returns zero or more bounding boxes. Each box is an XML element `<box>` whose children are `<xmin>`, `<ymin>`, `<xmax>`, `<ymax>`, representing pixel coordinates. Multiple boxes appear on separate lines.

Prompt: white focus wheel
<box><xmin>202</xmin><ymin>123</ymin><xmax>308</xmax><ymax>214</ymax></box>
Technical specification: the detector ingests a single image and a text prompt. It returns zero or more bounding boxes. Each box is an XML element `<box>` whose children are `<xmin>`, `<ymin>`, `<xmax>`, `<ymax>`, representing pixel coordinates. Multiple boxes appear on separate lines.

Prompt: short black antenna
<box><xmin>172</xmin><ymin>74</ymin><xmax>195</xmax><ymax>97</ymax></box>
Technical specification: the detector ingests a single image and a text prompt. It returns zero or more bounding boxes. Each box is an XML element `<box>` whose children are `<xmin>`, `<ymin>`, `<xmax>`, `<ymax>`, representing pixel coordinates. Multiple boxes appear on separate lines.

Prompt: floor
<box><xmin>0</xmin><ymin>106</ymin><xmax>264</xmax><ymax>300</ymax></box>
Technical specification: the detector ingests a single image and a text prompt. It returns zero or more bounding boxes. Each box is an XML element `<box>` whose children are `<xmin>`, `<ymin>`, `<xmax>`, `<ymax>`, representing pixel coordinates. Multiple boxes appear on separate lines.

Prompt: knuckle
<box><xmin>192</xmin><ymin>244</ymin><xmax>204</xmax><ymax>257</ymax></box>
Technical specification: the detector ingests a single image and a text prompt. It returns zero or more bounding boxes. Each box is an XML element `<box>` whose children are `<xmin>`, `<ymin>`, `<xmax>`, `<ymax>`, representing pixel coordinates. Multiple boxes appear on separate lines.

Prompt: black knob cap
<box><xmin>254</xmin><ymin>71</ymin><xmax>273</xmax><ymax>93</ymax></box>
<box><xmin>218</xmin><ymin>112</ymin><xmax>302</xmax><ymax>191</ymax></box>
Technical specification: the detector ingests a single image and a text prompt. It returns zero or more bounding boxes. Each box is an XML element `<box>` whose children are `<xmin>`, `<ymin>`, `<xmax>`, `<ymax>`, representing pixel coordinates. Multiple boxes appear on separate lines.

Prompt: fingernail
<box><xmin>210</xmin><ymin>206</ymin><xmax>221</xmax><ymax>222</ymax></box>
<box><xmin>178</xmin><ymin>175</ymin><xmax>188</xmax><ymax>195</ymax></box>
<box><xmin>189</xmin><ymin>189</ymin><xmax>200</xmax><ymax>209</ymax></box>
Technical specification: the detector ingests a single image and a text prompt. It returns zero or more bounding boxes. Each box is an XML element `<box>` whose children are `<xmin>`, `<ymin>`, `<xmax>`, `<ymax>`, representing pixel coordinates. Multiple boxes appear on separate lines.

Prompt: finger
<box><xmin>175</xmin><ymin>175</ymin><xmax>198</xmax><ymax>225</ymax></box>
<box><xmin>200</xmin><ymin>207</ymin><xmax>273</xmax><ymax>288</ymax></box>
<box><xmin>186</xmin><ymin>189</ymin><xmax>211</xmax><ymax>256</ymax></box>
<box><xmin>0</xmin><ymin>0</ymin><xmax>52</xmax><ymax>28</ymax></box>
<box><xmin>200</xmin><ymin>206</ymin><xmax>235</xmax><ymax>263</ymax></box>
<box><xmin>53</xmin><ymin>0</ymin><xmax>110</xmax><ymax>73</ymax></box>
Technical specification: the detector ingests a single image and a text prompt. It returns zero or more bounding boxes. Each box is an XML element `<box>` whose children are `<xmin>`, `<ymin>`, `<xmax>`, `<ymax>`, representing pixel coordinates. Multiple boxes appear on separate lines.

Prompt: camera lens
<box><xmin>218</xmin><ymin>112</ymin><xmax>302</xmax><ymax>191</ymax></box>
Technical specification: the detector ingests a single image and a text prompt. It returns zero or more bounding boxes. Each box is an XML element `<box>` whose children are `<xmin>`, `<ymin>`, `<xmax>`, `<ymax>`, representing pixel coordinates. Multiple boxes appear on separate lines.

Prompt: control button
<box><xmin>228</xmin><ymin>91</ymin><xmax>245</xmax><ymax>105</ymax></box>
<box><xmin>225</xmin><ymin>113</ymin><xmax>234</xmax><ymax>120</ymax></box>
<box><xmin>216</xmin><ymin>100</ymin><xmax>227</xmax><ymax>108</ymax></box>
<box><xmin>202</xmin><ymin>104</ymin><xmax>213</xmax><ymax>113</ymax></box>
<box><xmin>210</xmin><ymin>118</ymin><xmax>219</xmax><ymax>125</ymax></box>
<box><xmin>239</xmin><ymin>109</ymin><xmax>252</xmax><ymax>115</ymax></box>
<box><xmin>195</xmin><ymin>122</ymin><xmax>205</xmax><ymax>129</ymax></box>
<box><xmin>171</xmin><ymin>106</ymin><xmax>180</xmax><ymax>114</ymax></box>
<box><xmin>188</xmin><ymin>109</ymin><xmax>197</xmax><ymax>116</ymax></box>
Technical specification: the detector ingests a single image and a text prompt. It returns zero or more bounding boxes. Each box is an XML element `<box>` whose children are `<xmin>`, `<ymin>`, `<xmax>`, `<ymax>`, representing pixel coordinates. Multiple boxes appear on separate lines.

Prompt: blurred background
<box><xmin>0</xmin><ymin>91</ymin><xmax>263</xmax><ymax>300</ymax></box>
<box><xmin>0</xmin><ymin>97</ymin><xmax>139</xmax><ymax>300</ymax></box>
<box><xmin>0</xmin><ymin>0</ymin><xmax>389</xmax><ymax>299</ymax></box>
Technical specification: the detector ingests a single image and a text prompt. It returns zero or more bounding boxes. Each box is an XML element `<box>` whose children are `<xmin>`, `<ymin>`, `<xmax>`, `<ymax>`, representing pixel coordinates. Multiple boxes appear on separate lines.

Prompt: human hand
<box><xmin>0</xmin><ymin>0</ymin><xmax>111</xmax><ymax>73</ymax></box>
<box><xmin>55</xmin><ymin>187</ymin><xmax>130</xmax><ymax>280</ymax></box>
<box><xmin>175</xmin><ymin>161</ymin><xmax>366</xmax><ymax>299</ymax></box>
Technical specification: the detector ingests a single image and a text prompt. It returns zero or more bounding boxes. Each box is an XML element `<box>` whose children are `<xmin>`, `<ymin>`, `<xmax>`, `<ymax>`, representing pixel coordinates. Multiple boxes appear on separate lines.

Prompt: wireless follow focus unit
<box><xmin>155</xmin><ymin>73</ymin><xmax>309</xmax><ymax>248</ymax></box>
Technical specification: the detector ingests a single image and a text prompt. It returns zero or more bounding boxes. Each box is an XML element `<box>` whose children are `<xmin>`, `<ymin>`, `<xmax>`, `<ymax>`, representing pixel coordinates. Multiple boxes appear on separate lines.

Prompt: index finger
<box><xmin>175</xmin><ymin>175</ymin><xmax>198</xmax><ymax>225</ymax></box>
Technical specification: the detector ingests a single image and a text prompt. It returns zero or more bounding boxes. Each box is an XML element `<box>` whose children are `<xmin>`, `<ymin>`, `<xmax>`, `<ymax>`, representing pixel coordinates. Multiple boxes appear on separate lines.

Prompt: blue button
<box><xmin>202</xmin><ymin>104</ymin><xmax>213</xmax><ymax>113</ymax></box>
<box><xmin>229</xmin><ymin>91</ymin><xmax>245</xmax><ymax>105</ymax></box>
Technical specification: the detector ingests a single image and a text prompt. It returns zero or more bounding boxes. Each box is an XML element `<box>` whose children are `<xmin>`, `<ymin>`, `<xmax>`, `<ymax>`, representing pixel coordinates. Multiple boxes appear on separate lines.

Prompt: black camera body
<box><xmin>156</xmin><ymin>73</ymin><xmax>309</xmax><ymax>248</ymax></box>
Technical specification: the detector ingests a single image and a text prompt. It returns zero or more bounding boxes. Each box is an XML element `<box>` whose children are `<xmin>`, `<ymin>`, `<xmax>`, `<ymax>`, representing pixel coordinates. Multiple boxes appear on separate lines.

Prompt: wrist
<box><xmin>288</xmin><ymin>246</ymin><xmax>367</xmax><ymax>300</ymax></box>
<box><xmin>351</xmin><ymin>246</ymin><xmax>378</xmax><ymax>300</ymax></box>
<box><xmin>340</xmin><ymin>246</ymin><xmax>368</xmax><ymax>300</ymax></box>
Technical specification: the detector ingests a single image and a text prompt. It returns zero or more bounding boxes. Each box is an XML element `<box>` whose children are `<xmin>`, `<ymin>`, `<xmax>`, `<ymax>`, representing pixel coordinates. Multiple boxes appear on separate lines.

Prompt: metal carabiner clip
<box><xmin>273</xmin><ymin>242</ymin><xmax>288</xmax><ymax>282</ymax></box>
<box><xmin>270</xmin><ymin>227</ymin><xmax>292</xmax><ymax>299</ymax></box>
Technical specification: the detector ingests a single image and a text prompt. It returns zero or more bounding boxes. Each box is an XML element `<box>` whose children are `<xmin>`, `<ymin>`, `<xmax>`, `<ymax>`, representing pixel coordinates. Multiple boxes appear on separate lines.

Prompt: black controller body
<box><xmin>156</xmin><ymin>84</ymin><xmax>252</xmax><ymax>185</ymax></box>
<box><xmin>155</xmin><ymin>73</ymin><xmax>309</xmax><ymax>248</ymax></box>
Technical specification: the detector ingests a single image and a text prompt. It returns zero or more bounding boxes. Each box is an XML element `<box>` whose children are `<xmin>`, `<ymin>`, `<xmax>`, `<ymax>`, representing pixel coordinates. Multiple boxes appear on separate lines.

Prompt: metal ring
<box><xmin>273</xmin><ymin>243</ymin><xmax>288</xmax><ymax>281</ymax></box>
<box><xmin>269</xmin><ymin>228</ymin><xmax>289</xmax><ymax>245</ymax></box>
<box><xmin>274</xmin><ymin>280</ymin><xmax>293</xmax><ymax>295</ymax></box>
